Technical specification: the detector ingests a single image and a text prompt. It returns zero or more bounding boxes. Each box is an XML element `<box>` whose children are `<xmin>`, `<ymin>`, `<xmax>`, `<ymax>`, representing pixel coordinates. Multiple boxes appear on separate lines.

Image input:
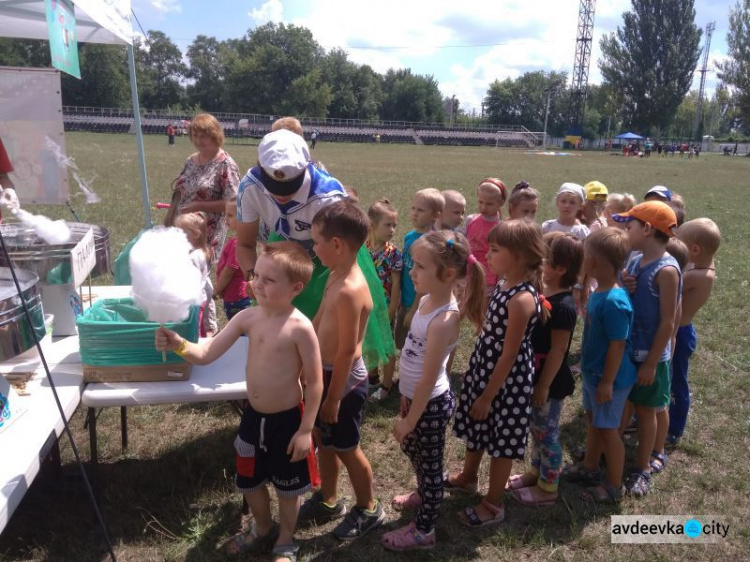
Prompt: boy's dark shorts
<box><xmin>315</xmin><ymin>359</ymin><xmax>368</xmax><ymax>452</ymax></box>
<box><xmin>235</xmin><ymin>403</ymin><xmax>320</xmax><ymax>497</ymax></box>
<box><xmin>629</xmin><ymin>360</ymin><xmax>671</xmax><ymax>408</ymax></box>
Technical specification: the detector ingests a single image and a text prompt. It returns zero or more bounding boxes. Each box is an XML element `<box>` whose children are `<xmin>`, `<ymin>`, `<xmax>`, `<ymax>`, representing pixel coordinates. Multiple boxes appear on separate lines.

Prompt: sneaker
<box><xmin>298</xmin><ymin>490</ymin><xmax>346</xmax><ymax>525</ymax></box>
<box><xmin>664</xmin><ymin>434</ymin><xmax>680</xmax><ymax>452</ymax></box>
<box><xmin>333</xmin><ymin>501</ymin><xmax>385</xmax><ymax>541</ymax></box>
<box><xmin>368</xmin><ymin>385</ymin><xmax>391</xmax><ymax>402</ymax></box>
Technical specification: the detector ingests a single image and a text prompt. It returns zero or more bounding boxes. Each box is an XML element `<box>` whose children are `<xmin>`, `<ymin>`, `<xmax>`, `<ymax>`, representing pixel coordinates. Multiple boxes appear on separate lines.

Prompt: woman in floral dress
<box><xmin>175</xmin><ymin>113</ymin><xmax>240</xmax><ymax>265</ymax></box>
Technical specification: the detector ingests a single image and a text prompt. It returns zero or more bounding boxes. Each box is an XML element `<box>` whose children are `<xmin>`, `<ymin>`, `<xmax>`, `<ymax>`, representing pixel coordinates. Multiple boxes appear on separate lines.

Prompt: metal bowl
<box><xmin>0</xmin><ymin>222</ymin><xmax>110</xmax><ymax>284</ymax></box>
<box><xmin>0</xmin><ymin>267</ymin><xmax>45</xmax><ymax>362</ymax></box>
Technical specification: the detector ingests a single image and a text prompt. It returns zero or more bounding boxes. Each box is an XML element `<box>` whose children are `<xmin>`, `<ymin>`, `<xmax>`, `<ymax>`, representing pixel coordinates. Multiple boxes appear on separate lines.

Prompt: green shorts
<box><xmin>629</xmin><ymin>360</ymin><xmax>670</xmax><ymax>408</ymax></box>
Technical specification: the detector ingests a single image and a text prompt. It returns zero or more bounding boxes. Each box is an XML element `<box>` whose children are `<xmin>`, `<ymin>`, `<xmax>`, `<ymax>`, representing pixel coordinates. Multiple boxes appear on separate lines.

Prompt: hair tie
<box><xmin>481</xmin><ymin>177</ymin><xmax>507</xmax><ymax>199</ymax></box>
<box><xmin>446</xmin><ymin>238</ymin><xmax>455</xmax><ymax>249</ymax></box>
<box><xmin>539</xmin><ymin>294</ymin><xmax>553</xmax><ymax>311</ymax></box>
<box><xmin>467</xmin><ymin>253</ymin><xmax>478</xmax><ymax>266</ymax></box>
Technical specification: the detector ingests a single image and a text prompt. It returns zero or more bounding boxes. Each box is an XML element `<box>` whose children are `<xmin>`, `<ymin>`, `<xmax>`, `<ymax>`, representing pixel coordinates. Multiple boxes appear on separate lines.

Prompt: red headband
<box><xmin>480</xmin><ymin>177</ymin><xmax>507</xmax><ymax>199</ymax></box>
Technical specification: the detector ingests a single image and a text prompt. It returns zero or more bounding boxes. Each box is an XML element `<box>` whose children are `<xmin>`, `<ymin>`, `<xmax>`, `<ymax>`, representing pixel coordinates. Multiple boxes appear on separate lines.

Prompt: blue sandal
<box><xmin>649</xmin><ymin>450</ymin><xmax>668</xmax><ymax>474</ymax></box>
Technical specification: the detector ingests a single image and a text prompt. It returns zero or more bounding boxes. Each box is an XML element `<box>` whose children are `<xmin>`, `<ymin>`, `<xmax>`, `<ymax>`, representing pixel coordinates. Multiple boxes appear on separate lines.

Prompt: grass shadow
<box><xmin>1</xmin><ymin>425</ymin><xmax>239</xmax><ymax>562</ymax></box>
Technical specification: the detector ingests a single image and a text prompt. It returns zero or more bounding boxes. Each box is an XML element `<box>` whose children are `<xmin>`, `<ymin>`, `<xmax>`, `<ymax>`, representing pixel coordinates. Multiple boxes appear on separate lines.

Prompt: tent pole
<box><xmin>127</xmin><ymin>43</ymin><xmax>152</xmax><ymax>229</ymax></box>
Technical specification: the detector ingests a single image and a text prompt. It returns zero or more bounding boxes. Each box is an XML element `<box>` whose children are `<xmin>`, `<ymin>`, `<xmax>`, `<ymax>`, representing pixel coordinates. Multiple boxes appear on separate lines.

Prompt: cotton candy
<box><xmin>14</xmin><ymin>209</ymin><xmax>71</xmax><ymax>245</ymax></box>
<box><xmin>129</xmin><ymin>227</ymin><xmax>202</xmax><ymax>324</ymax></box>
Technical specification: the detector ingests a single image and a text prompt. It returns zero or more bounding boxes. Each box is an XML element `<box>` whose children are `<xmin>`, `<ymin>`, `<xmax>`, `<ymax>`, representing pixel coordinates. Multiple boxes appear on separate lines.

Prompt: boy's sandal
<box><xmin>561</xmin><ymin>462</ymin><xmax>601</xmax><ymax>485</ymax></box>
<box><xmin>649</xmin><ymin>450</ymin><xmax>668</xmax><ymax>474</ymax></box>
<box><xmin>458</xmin><ymin>500</ymin><xmax>505</xmax><ymax>528</ymax></box>
<box><xmin>444</xmin><ymin>472</ymin><xmax>478</xmax><ymax>494</ymax></box>
<box><xmin>510</xmin><ymin>486</ymin><xmax>557</xmax><ymax>507</ymax></box>
<box><xmin>272</xmin><ymin>543</ymin><xmax>299</xmax><ymax>562</ymax></box>
<box><xmin>381</xmin><ymin>522</ymin><xmax>436</xmax><ymax>551</ymax></box>
<box><xmin>505</xmin><ymin>474</ymin><xmax>535</xmax><ymax>491</ymax></box>
<box><xmin>392</xmin><ymin>491</ymin><xmax>421</xmax><ymax>510</ymax></box>
<box><xmin>625</xmin><ymin>470</ymin><xmax>651</xmax><ymax>498</ymax></box>
<box><xmin>225</xmin><ymin>521</ymin><xmax>279</xmax><ymax>556</ymax></box>
<box><xmin>579</xmin><ymin>481</ymin><xmax>624</xmax><ymax>504</ymax></box>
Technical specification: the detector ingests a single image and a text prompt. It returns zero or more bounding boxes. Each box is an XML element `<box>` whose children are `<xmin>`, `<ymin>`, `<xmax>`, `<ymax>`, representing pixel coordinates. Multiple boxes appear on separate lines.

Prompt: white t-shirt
<box><xmin>541</xmin><ymin>219</ymin><xmax>590</xmax><ymax>240</ymax></box>
<box><xmin>189</xmin><ymin>248</ymin><xmax>211</xmax><ymax>304</ymax></box>
<box><xmin>398</xmin><ymin>296</ymin><xmax>459</xmax><ymax>400</ymax></box>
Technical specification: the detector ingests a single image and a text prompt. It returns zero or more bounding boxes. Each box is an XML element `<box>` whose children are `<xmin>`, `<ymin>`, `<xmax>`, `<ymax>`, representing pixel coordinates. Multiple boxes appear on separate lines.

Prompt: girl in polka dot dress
<box><xmin>449</xmin><ymin>219</ymin><xmax>549</xmax><ymax>527</ymax></box>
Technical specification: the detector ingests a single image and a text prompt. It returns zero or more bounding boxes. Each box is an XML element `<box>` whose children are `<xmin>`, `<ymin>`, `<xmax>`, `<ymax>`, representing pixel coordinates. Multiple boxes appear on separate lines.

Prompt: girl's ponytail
<box><xmin>462</xmin><ymin>255</ymin><xmax>487</xmax><ymax>334</ymax></box>
<box><xmin>411</xmin><ymin>230</ymin><xmax>487</xmax><ymax>333</ymax></box>
<box><xmin>530</xmin><ymin>260</ymin><xmax>550</xmax><ymax>324</ymax></box>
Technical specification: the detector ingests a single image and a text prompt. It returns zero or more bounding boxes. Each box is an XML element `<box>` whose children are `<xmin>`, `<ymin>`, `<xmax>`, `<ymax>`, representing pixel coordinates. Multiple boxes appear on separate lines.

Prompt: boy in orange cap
<box><xmin>612</xmin><ymin>202</ymin><xmax>681</xmax><ymax>497</ymax></box>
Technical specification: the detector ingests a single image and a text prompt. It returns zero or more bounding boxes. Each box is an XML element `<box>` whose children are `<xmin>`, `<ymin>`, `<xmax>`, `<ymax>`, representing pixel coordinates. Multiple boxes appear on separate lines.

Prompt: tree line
<box><xmin>0</xmin><ymin>23</ymin><xmax>447</xmax><ymax>124</ymax></box>
<box><xmin>0</xmin><ymin>0</ymin><xmax>748</xmax><ymax>137</ymax></box>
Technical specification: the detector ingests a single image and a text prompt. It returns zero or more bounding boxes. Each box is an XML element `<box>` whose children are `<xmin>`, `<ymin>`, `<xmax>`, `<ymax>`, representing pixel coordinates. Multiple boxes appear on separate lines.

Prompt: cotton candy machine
<box><xmin>0</xmin><ymin>222</ymin><xmax>110</xmax><ymax>282</ymax></box>
<box><xmin>0</xmin><ymin>222</ymin><xmax>110</xmax><ymax>336</ymax></box>
<box><xmin>0</xmin><ymin>267</ymin><xmax>45</xmax><ymax>362</ymax></box>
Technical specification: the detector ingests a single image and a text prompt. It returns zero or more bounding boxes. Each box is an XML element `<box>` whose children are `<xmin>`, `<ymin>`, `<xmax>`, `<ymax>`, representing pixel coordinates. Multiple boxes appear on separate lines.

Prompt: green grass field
<box><xmin>1</xmin><ymin>133</ymin><xmax>749</xmax><ymax>561</ymax></box>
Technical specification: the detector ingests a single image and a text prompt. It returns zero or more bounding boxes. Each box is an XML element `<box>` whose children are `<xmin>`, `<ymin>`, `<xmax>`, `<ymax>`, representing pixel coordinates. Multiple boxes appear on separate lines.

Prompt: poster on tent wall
<box><xmin>44</xmin><ymin>0</ymin><xmax>80</xmax><ymax>78</ymax></box>
<box><xmin>0</xmin><ymin>67</ymin><xmax>69</xmax><ymax>205</ymax></box>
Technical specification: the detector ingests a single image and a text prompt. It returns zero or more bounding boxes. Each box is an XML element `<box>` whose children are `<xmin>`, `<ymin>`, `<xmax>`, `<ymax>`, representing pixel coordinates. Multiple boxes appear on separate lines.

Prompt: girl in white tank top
<box><xmin>381</xmin><ymin>231</ymin><xmax>486</xmax><ymax>552</ymax></box>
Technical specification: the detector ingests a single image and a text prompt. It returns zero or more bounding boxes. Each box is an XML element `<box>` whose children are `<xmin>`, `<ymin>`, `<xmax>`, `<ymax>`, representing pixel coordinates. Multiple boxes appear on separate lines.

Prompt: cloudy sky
<box><xmin>133</xmin><ymin>0</ymin><xmax>735</xmax><ymax>113</ymax></box>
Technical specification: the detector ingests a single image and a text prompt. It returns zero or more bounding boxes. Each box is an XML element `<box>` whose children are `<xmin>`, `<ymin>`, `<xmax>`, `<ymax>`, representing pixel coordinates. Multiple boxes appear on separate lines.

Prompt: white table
<box><xmin>0</xmin><ymin>285</ymin><xmax>250</xmax><ymax>533</ymax></box>
<box><xmin>81</xmin><ymin>337</ymin><xmax>248</xmax><ymax>467</ymax></box>
<box><xmin>0</xmin><ymin>336</ymin><xmax>85</xmax><ymax>533</ymax></box>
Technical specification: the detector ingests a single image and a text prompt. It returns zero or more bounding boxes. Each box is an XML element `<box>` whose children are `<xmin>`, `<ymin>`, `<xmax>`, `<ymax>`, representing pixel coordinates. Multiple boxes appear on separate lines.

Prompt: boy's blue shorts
<box><xmin>582</xmin><ymin>381</ymin><xmax>633</xmax><ymax>429</ymax></box>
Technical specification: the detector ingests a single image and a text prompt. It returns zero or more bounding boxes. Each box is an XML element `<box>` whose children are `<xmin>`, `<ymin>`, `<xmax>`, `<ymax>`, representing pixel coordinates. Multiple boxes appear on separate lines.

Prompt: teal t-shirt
<box><xmin>400</xmin><ymin>229</ymin><xmax>423</xmax><ymax>308</ymax></box>
<box><xmin>581</xmin><ymin>287</ymin><xmax>637</xmax><ymax>389</ymax></box>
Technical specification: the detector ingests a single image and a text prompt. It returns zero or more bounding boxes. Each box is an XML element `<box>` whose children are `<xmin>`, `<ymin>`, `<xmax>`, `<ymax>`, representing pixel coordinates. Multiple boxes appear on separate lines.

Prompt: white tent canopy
<box><xmin>0</xmin><ymin>0</ymin><xmax>153</xmax><ymax>228</ymax></box>
<box><xmin>0</xmin><ymin>0</ymin><xmax>133</xmax><ymax>45</ymax></box>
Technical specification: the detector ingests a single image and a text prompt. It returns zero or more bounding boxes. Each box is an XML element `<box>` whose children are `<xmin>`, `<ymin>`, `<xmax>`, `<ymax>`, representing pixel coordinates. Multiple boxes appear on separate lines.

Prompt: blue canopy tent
<box><xmin>615</xmin><ymin>132</ymin><xmax>645</xmax><ymax>140</ymax></box>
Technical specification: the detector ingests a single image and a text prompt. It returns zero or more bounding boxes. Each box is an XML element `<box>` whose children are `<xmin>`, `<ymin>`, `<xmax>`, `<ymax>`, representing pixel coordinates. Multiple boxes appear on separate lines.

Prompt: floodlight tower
<box><xmin>568</xmin><ymin>0</ymin><xmax>596</xmax><ymax>140</ymax></box>
<box><xmin>693</xmin><ymin>22</ymin><xmax>716</xmax><ymax>142</ymax></box>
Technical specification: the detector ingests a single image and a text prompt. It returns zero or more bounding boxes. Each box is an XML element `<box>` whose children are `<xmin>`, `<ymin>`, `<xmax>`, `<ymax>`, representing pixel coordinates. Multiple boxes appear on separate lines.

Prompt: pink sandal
<box><xmin>458</xmin><ymin>499</ymin><xmax>505</xmax><ymax>527</ymax></box>
<box><xmin>510</xmin><ymin>485</ymin><xmax>557</xmax><ymax>507</ymax></box>
<box><xmin>505</xmin><ymin>474</ymin><xmax>535</xmax><ymax>491</ymax></box>
<box><xmin>392</xmin><ymin>491</ymin><xmax>421</xmax><ymax>510</ymax></box>
<box><xmin>382</xmin><ymin>522</ymin><xmax>435</xmax><ymax>551</ymax></box>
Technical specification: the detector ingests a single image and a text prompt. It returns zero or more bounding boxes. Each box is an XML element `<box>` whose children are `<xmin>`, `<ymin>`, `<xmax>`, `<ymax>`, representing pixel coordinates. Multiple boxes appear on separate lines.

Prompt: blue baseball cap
<box><xmin>645</xmin><ymin>185</ymin><xmax>673</xmax><ymax>201</ymax></box>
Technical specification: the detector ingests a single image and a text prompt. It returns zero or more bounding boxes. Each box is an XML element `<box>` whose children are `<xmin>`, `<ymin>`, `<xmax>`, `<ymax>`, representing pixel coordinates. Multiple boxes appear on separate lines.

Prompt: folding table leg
<box><xmin>120</xmin><ymin>406</ymin><xmax>128</xmax><ymax>450</ymax></box>
<box><xmin>88</xmin><ymin>407</ymin><xmax>98</xmax><ymax>469</ymax></box>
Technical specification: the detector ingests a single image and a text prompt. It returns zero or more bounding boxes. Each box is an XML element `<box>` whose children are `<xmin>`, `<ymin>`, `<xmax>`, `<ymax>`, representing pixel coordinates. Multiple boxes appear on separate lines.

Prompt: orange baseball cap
<box><xmin>612</xmin><ymin>201</ymin><xmax>677</xmax><ymax>238</ymax></box>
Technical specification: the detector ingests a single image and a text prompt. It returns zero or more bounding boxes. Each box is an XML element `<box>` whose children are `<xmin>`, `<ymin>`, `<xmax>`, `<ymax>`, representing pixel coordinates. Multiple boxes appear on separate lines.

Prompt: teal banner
<box><xmin>45</xmin><ymin>0</ymin><xmax>81</xmax><ymax>79</ymax></box>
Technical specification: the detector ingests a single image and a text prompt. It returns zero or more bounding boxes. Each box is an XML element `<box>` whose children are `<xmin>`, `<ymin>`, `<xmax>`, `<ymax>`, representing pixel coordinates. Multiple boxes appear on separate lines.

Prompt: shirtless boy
<box><xmin>667</xmin><ymin>218</ymin><xmax>721</xmax><ymax>446</ymax></box>
<box><xmin>298</xmin><ymin>200</ymin><xmax>385</xmax><ymax>540</ymax></box>
<box><xmin>156</xmin><ymin>241</ymin><xmax>322</xmax><ymax>562</ymax></box>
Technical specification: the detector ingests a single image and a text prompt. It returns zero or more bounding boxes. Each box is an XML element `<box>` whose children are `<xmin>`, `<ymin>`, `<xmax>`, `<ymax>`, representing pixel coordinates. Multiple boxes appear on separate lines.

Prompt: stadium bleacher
<box><xmin>61</xmin><ymin>107</ymin><xmax>540</xmax><ymax>148</ymax></box>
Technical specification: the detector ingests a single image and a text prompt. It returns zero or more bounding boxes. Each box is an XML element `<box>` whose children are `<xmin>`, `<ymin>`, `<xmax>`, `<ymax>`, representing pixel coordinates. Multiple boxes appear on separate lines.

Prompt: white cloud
<box><xmin>151</xmin><ymin>0</ymin><xmax>181</xmax><ymax>14</ymax></box>
<box><xmin>132</xmin><ymin>30</ymin><xmax>150</xmax><ymax>51</ymax></box>
<box><xmin>238</xmin><ymin>0</ymin><xmax>729</xmax><ymax>112</ymax></box>
<box><xmin>288</xmin><ymin>0</ymin><xmax>638</xmax><ymax>112</ymax></box>
<box><xmin>249</xmin><ymin>0</ymin><xmax>284</xmax><ymax>25</ymax></box>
